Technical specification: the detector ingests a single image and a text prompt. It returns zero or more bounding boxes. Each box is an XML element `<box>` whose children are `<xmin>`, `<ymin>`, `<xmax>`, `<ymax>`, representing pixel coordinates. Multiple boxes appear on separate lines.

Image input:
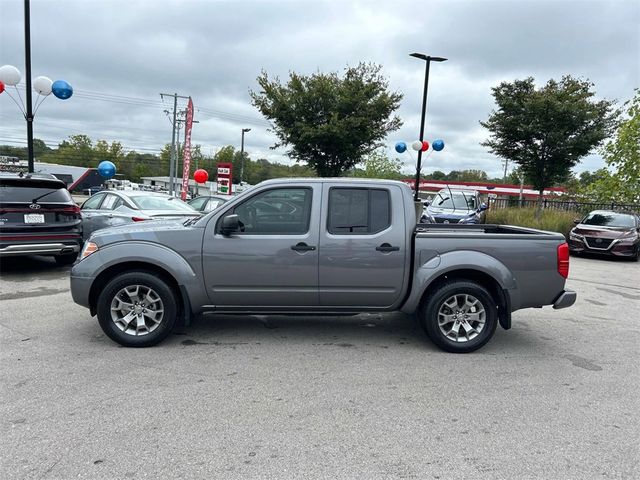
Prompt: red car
<box><xmin>569</xmin><ymin>210</ymin><xmax>640</xmax><ymax>261</ymax></box>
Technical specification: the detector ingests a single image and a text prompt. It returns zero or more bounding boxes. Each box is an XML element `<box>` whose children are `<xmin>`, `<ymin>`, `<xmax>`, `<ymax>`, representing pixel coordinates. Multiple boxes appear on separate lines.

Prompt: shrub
<box><xmin>486</xmin><ymin>207</ymin><xmax>577</xmax><ymax>239</ymax></box>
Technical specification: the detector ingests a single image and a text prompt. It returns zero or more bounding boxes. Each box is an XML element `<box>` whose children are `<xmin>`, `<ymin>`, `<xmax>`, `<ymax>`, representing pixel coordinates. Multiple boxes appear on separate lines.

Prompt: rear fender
<box><xmin>400</xmin><ymin>250</ymin><xmax>517</xmax><ymax>316</ymax></box>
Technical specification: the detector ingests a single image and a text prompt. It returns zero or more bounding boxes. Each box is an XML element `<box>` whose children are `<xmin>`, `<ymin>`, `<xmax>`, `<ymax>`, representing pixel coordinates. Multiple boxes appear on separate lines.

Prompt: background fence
<box><xmin>490</xmin><ymin>197</ymin><xmax>640</xmax><ymax>215</ymax></box>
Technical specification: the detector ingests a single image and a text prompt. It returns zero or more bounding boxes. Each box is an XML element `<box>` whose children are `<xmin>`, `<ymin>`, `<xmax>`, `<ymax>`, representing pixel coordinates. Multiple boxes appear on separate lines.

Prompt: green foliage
<box><xmin>351</xmin><ymin>150</ymin><xmax>403</xmax><ymax>179</ymax></box>
<box><xmin>250</xmin><ymin>63</ymin><xmax>403</xmax><ymax>177</ymax></box>
<box><xmin>481</xmin><ymin>76</ymin><xmax>617</xmax><ymax>199</ymax></box>
<box><xmin>582</xmin><ymin>89</ymin><xmax>640</xmax><ymax>203</ymax></box>
<box><xmin>486</xmin><ymin>207</ymin><xmax>577</xmax><ymax>240</ymax></box>
<box><xmin>423</xmin><ymin>169</ymin><xmax>491</xmax><ymax>183</ymax></box>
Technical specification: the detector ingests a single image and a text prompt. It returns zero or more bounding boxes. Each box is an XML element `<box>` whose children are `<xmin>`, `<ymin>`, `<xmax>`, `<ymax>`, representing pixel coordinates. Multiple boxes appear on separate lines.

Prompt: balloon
<box><xmin>432</xmin><ymin>139</ymin><xmax>445</xmax><ymax>151</ymax></box>
<box><xmin>394</xmin><ymin>142</ymin><xmax>407</xmax><ymax>153</ymax></box>
<box><xmin>52</xmin><ymin>80</ymin><xmax>73</xmax><ymax>100</ymax></box>
<box><xmin>97</xmin><ymin>160</ymin><xmax>116</xmax><ymax>179</ymax></box>
<box><xmin>0</xmin><ymin>65</ymin><xmax>21</xmax><ymax>86</ymax></box>
<box><xmin>194</xmin><ymin>169</ymin><xmax>209</xmax><ymax>183</ymax></box>
<box><xmin>411</xmin><ymin>140</ymin><xmax>422</xmax><ymax>151</ymax></box>
<box><xmin>33</xmin><ymin>76</ymin><xmax>53</xmax><ymax>96</ymax></box>
<box><xmin>421</xmin><ymin>141</ymin><xmax>430</xmax><ymax>152</ymax></box>
<box><xmin>0</xmin><ymin>81</ymin><xmax>4</xmax><ymax>95</ymax></box>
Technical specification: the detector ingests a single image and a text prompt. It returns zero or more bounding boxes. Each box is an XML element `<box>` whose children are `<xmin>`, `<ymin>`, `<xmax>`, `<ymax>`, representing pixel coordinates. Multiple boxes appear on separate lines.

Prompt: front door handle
<box><xmin>376</xmin><ymin>243</ymin><xmax>400</xmax><ymax>252</ymax></box>
<box><xmin>291</xmin><ymin>242</ymin><xmax>316</xmax><ymax>252</ymax></box>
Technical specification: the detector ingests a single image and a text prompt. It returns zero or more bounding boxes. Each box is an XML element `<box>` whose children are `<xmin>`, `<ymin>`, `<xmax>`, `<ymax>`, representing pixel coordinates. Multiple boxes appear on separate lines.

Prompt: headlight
<box><xmin>618</xmin><ymin>232</ymin><xmax>639</xmax><ymax>241</ymax></box>
<box><xmin>458</xmin><ymin>216</ymin><xmax>477</xmax><ymax>224</ymax></box>
<box><xmin>569</xmin><ymin>231</ymin><xmax>584</xmax><ymax>241</ymax></box>
<box><xmin>80</xmin><ymin>241</ymin><xmax>99</xmax><ymax>260</ymax></box>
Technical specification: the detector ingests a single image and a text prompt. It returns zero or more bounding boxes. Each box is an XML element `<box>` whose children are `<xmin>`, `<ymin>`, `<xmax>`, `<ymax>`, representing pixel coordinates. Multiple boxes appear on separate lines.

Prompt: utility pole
<box><xmin>160</xmin><ymin>92</ymin><xmax>189</xmax><ymax>195</ymax></box>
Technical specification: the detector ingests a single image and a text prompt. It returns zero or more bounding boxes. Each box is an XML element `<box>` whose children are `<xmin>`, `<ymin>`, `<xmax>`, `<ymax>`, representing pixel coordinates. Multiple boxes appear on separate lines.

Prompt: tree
<box><xmin>352</xmin><ymin>150</ymin><xmax>403</xmax><ymax>179</ymax></box>
<box><xmin>481</xmin><ymin>76</ymin><xmax>616</xmax><ymax>214</ymax></box>
<box><xmin>583</xmin><ymin>89</ymin><xmax>640</xmax><ymax>204</ymax></box>
<box><xmin>250</xmin><ymin>63</ymin><xmax>403</xmax><ymax>177</ymax></box>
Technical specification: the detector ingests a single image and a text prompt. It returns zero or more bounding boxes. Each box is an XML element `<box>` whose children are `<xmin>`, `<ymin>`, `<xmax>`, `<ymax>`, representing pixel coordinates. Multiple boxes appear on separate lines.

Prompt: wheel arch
<box><xmin>88</xmin><ymin>261</ymin><xmax>192</xmax><ymax>325</ymax></box>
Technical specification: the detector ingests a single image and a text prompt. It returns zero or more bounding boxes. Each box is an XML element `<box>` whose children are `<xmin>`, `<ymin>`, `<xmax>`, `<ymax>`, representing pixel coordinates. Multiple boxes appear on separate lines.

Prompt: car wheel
<box><xmin>420</xmin><ymin>280</ymin><xmax>498</xmax><ymax>353</ymax></box>
<box><xmin>96</xmin><ymin>271</ymin><xmax>177</xmax><ymax>347</ymax></box>
<box><xmin>55</xmin><ymin>252</ymin><xmax>78</xmax><ymax>266</ymax></box>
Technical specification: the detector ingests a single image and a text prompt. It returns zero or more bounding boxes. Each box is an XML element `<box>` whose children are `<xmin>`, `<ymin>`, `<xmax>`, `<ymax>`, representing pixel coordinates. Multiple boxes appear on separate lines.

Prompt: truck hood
<box><xmin>90</xmin><ymin>219</ymin><xmax>199</xmax><ymax>245</ymax></box>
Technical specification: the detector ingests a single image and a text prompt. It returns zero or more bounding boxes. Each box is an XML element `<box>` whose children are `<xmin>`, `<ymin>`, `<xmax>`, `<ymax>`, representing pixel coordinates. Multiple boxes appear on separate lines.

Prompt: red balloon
<box><xmin>0</xmin><ymin>81</ymin><xmax>5</xmax><ymax>94</ymax></box>
<box><xmin>193</xmin><ymin>169</ymin><xmax>209</xmax><ymax>183</ymax></box>
<box><xmin>421</xmin><ymin>141</ymin><xmax>429</xmax><ymax>152</ymax></box>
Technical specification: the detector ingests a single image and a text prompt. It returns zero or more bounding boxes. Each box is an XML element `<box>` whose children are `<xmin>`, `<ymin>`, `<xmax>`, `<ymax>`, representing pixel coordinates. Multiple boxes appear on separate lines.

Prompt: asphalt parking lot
<box><xmin>1</xmin><ymin>255</ymin><xmax>638</xmax><ymax>479</ymax></box>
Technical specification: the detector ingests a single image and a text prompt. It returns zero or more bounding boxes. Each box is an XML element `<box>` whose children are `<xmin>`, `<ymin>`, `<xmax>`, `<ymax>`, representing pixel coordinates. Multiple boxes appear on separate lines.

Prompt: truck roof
<box><xmin>257</xmin><ymin>177</ymin><xmax>412</xmax><ymax>189</ymax></box>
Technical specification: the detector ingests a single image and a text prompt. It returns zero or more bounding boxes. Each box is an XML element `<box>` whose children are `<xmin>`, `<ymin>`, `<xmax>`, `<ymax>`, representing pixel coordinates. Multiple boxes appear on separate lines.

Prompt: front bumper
<box><xmin>553</xmin><ymin>289</ymin><xmax>577</xmax><ymax>309</ymax></box>
<box><xmin>569</xmin><ymin>238</ymin><xmax>638</xmax><ymax>257</ymax></box>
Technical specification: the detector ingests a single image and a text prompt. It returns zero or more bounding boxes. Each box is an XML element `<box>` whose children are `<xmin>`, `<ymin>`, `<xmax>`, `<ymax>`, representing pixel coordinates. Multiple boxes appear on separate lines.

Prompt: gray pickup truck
<box><xmin>70</xmin><ymin>178</ymin><xmax>576</xmax><ymax>353</ymax></box>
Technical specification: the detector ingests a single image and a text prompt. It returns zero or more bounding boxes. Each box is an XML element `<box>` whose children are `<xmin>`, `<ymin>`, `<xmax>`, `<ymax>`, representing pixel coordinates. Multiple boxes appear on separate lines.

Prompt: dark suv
<box><xmin>0</xmin><ymin>172</ymin><xmax>82</xmax><ymax>265</ymax></box>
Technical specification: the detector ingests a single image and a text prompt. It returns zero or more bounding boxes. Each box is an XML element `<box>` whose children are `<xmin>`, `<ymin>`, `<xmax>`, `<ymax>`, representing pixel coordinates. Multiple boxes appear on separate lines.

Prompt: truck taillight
<box><xmin>557</xmin><ymin>242</ymin><xmax>569</xmax><ymax>278</ymax></box>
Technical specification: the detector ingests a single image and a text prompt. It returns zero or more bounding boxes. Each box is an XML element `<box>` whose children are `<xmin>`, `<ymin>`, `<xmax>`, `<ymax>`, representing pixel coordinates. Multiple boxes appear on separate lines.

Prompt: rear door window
<box><xmin>82</xmin><ymin>194</ymin><xmax>105</xmax><ymax>209</ymax></box>
<box><xmin>328</xmin><ymin>188</ymin><xmax>391</xmax><ymax>234</ymax></box>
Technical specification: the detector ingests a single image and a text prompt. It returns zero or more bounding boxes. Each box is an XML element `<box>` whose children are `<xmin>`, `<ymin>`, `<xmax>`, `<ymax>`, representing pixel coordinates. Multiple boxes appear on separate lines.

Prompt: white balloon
<box><xmin>411</xmin><ymin>140</ymin><xmax>422</xmax><ymax>151</ymax></box>
<box><xmin>0</xmin><ymin>65</ymin><xmax>21</xmax><ymax>86</ymax></box>
<box><xmin>33</xmin><ymin>76</ymin><xmax>53</xmax><ymax>95</ymax></box>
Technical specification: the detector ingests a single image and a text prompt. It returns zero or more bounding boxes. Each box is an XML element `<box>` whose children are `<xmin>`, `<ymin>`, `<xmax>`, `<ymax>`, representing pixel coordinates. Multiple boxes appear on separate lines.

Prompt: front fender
<box><xmin>71</xmin><ymin>241</ymin><xmax>208</xmax><ymax>316</ymax></box>
<box><xmin>400</xmin><ymin>250</ymin><xmax>517</xmax><ymax>314</ymax></box>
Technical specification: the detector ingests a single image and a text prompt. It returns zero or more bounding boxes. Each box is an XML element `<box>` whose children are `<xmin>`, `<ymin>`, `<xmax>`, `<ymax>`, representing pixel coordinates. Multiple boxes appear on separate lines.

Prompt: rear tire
<box><xmin>96</xmin><ymin>271</ymin><xmax>177</xmax><ymax>347</ymax></box>
<box><xmin>420</xmin><ymin>280</ymin><xmax>498</xmax><ymax>353</ymax></box>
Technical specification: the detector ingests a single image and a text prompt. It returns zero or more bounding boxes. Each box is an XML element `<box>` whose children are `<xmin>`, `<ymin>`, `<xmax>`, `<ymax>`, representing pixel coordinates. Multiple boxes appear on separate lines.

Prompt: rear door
<box><xmin>203</xmin><ymin>184</ymin><xmax>320</xmax><ymax>308</ymax></box>
<box><xmin>318</xmin><ymin>184</ymin><xmax>407</xmax><ymax>308</ymax></box>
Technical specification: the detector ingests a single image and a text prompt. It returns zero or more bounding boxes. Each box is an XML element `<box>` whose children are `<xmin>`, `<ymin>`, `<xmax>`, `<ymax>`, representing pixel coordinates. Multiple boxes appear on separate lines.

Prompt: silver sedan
<box><xmin>80</xmin><ymin>190</ymin><xmax>201</xmax><ymax>240</ymax></box>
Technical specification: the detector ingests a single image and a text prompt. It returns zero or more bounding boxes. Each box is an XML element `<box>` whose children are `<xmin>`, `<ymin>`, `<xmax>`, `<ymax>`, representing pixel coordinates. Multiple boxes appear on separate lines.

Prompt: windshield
<box><xmin>131</xmin><ymin>195</ymin><xmax>196</xmax><ymax>212</ymax></box>
<box><xmin>582</xmin><ymin>212</ymin><xmax>636</xmax><ymax>228</ymax></box>
<box><xmin>0</xmin><ymin>180</ymin><xmax>72</xmax><ymax>203</ymax></box>
<box><xmin>432</xmin><ymin>192</ymin><xmax>474</xmax><ymax>210</ymax></box>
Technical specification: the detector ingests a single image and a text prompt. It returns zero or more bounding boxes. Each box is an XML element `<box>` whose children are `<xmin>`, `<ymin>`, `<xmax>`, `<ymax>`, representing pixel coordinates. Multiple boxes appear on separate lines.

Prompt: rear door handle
<box><xmin>291</xmin><ymin>242</ymin><xmax>316</xmax><ymax>252</ymax></box>
<box><xmin>376</xmin><ymin>243</ymin><xmax>400</xmax><ymax>252</ymax></box>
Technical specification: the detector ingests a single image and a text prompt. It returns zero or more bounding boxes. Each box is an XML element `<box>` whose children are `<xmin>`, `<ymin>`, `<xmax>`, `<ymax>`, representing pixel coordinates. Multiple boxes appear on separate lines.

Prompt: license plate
<box><xmin>24</xmin><ymin>213</ymin><xmax>45</xmax><ymax>224</ymax></box>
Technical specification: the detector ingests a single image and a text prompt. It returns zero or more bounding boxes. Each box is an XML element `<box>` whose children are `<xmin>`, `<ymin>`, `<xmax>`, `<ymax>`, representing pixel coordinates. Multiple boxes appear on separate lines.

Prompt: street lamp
<box><xmin>409</xmin><ymin>53</ymin><xmax>447</xmax><ymax>201</ymax></box>
<box><xmin>240</xmin><ymin>128</ymin><xmax>251</xmax><ymax>184</ymax></box>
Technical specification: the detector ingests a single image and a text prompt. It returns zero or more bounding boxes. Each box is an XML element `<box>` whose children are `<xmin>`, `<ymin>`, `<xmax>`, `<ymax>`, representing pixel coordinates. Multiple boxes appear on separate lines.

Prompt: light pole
<box><xmin>240</xmin><ymin>128</ymin><xmax>251</xmax><ymax>184</ymax></box>
<box><xmin>409</xmin><ymin>53</ymin><xmax>447</xmax><ymax>201</ymax></box>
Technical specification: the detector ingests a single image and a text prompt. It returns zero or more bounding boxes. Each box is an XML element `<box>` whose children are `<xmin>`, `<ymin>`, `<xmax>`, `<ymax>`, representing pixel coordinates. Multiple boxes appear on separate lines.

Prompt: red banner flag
<box><xmin>181</xmin><ymin>97</ymin><xmax>194</xmax><ymax>201</ymax></box>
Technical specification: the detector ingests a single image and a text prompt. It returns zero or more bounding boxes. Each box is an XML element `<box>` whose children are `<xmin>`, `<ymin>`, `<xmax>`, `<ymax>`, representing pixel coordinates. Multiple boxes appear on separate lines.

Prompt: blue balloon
<box><xmin>51</xmin><ymin>80</ymin><xmax>73</xmax><ymax>100</ymax></box>
<box><xmin>432</xmin><ymin>139</ymin><xmax>445</xmax><ymax>151</ymax></box>
<box><xmin>395</xmin><ymin>142</ymin><xmax>407</xmax><ymax>153</ymax></box>
<box><xmin>97</xmin><ymin>160</ymin><xmax>116</xmax><ymax>179</ymax></box>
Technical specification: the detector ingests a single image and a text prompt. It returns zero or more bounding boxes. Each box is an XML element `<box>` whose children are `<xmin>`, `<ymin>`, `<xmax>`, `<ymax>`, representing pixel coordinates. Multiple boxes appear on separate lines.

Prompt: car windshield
<box><xmin>432</xmin><ymin>192</ymin><xmax>474</xmax><ymax>210</ymax></box>
<box><xmin>582</xmin><ymin>212</ymin><xmax>636</xmax><ymax>228</ymax></box>
<box><xmin>0</xmin><ymin>179</ymin><xmax>72</xmax><ymax>203</ymax></box>
<box><xmin>131</xmin><ymin>195</ymin><xmax>196</xmax><ymax>212</ymax></box>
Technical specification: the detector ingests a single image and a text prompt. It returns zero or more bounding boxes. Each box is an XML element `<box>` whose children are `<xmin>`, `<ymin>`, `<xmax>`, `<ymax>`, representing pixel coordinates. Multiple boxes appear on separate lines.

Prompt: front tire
<box><xmin>96</xmin><ymin>271</ymin><xmax>177</xmax><ymax>347</ymax></box>
<box><xmin>420</xmin><ymin>280</ymin><xmax>498</xmax><ymax>353</ymax></box>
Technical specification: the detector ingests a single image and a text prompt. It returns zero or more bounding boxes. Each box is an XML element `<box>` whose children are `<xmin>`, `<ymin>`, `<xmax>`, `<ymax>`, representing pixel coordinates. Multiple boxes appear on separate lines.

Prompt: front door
<box><xmin>203</xmin><ymin>185</ymin><xmax>320</xmax><ymax>308</ymax></box>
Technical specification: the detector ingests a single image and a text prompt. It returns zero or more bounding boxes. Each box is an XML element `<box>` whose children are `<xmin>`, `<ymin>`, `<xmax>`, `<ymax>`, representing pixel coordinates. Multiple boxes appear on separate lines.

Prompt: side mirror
<box><xmin>573</xmin><ymin>218</ymin><xmax>581</xmax><ymax>225</ymax></box>
<box><xmin>221</xmin><ymin>214</ymin><xmax>240</xmax><ymax>236</ymax></box>
<box><xmin>478</xmin><ymin>203</ymin><xmax>488</xmax><ymax>212</ymax></box>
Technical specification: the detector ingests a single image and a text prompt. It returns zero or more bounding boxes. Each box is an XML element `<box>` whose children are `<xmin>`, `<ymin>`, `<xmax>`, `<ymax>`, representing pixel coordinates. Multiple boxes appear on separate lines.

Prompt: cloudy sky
<box><xmin>1</xmin><ymin>0</ymin><xmax>638</xmax><ymax>178</ymax></box>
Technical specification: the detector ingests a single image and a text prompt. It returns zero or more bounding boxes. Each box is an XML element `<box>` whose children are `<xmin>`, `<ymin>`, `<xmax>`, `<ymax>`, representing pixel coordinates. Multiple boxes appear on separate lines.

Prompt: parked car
<box><xmin>80</xmin><ymin>190</ymin><xmax>201</xmax><ymax>240</ymax></box>
<box><xmin>70</xmin><ymin>178</ymin><xmax>575</xmax><ymax>353</ymax></box>
<box><xmin>188</xmin><ymin>195</ymin><xmax>229</xmax><ymax>213</ymax></box>
<box><xmin>425</xmin><ymin>188</ymin><xmax>488</xmax><ymax>224</ymax></box>
<box><xmin>0</xmin><ymin>172</ymin><xmax>82</xmax><ymax>265</ymax></box>
<box><xmin>569</xmin><ymin>210</ymin><xmax>640</xmax><ymax>261</ymax></box>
